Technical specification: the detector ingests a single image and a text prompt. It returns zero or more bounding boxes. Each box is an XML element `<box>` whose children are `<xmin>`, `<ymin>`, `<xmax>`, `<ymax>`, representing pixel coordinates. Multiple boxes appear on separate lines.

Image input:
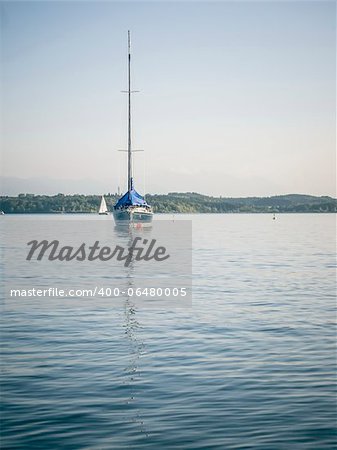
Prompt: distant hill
<box><xmin>0</xmin><ymin>193</ymin><xmax>336</xmax><ymax>214</ymax></box>
<box><xmin>147</xmin><ymin>193</ymin><xmax>336</xmax><ymax>213</ymax></box>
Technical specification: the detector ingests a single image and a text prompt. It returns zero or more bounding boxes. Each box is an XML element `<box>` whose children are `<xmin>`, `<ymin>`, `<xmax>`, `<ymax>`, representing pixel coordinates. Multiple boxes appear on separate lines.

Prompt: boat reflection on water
<box><xmin>114</xmin><ymin>218</ymin><xmax>153</xmax><ymax>231</ymax></box>
<box><xmin>117</xmin><ymin>226</ymin><xmax>150</xmax><ymax>438</ymax></box>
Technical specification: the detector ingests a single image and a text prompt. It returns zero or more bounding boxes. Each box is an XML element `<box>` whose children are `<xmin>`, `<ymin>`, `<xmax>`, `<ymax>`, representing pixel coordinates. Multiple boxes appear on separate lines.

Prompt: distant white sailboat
<box><xmin>99</xmin><ymin>196</ymin><xmax>109</xmax><ymax>215</ymax></box>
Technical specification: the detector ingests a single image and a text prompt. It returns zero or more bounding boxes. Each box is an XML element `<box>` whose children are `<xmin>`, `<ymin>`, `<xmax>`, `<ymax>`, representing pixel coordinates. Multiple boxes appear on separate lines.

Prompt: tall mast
<box><xmin>127</xmin><ymin>30</ymin><xmax>132</xmax><ymax>191</ymax></box>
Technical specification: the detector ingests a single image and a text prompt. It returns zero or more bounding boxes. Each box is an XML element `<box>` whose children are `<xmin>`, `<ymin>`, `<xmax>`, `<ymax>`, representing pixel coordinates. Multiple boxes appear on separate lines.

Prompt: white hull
<box><xmin>113</xmin><ymin>207</ymin><xmax>153</xmax><ymax>224</ymax></box>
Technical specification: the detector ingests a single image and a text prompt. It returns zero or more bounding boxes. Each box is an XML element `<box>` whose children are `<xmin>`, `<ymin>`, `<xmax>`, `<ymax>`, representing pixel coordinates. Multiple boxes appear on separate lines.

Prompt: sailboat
<box><xmin>113</xmin><ymin>31</ymin><xmax>153</xmax><ymax>224</ymax></box>
<box><xmin>98</xmin><ymin>195</ymin><xmax>109</xmax><ymax>215</ymax></box>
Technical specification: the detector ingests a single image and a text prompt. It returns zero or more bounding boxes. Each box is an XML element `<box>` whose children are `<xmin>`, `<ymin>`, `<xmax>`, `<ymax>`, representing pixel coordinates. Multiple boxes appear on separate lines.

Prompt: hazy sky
<box><xmin>1</xmin><ymin>1</ymin><xmax>336</xmax><ymax>197</ymax></box>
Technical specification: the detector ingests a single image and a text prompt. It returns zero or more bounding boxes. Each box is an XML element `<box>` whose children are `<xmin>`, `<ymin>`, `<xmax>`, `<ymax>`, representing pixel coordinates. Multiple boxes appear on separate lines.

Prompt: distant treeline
<box><xmin>0</xmin><ymin>193</ymin><xmax>336</xmax><ymax>214</ymax></box>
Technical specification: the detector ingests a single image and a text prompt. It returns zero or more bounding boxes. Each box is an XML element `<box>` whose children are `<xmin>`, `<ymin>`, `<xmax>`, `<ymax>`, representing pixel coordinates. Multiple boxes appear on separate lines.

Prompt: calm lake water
<box><xmin>1</xmin><ymin>214</ymin><xmax>336</xmax><ymax>449</ymax></box>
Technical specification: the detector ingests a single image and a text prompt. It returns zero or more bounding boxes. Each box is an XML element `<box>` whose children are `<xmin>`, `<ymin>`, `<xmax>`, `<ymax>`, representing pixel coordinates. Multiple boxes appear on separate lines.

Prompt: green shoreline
<box><xmin>1</xmin><ymin>193</ymin><xmax>336</xmax><ymax>214</ymax></box>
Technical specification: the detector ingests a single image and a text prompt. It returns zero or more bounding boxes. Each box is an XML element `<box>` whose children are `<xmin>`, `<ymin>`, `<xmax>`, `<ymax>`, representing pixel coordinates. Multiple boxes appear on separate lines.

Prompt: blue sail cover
<box><xmin>114</xmin><ymin>188</ymin><xmax>149</xmax><ymax>208</ymax></box>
